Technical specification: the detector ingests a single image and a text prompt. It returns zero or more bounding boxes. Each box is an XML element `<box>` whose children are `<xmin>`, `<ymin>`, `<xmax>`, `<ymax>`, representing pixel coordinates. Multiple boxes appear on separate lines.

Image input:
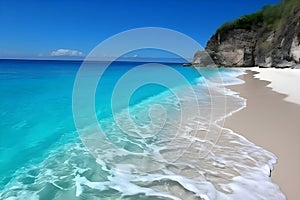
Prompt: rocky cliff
<box><xmin>202</xmin><ymin>0</ymin><xmax>300</xmax><ymax>68</ymax></box>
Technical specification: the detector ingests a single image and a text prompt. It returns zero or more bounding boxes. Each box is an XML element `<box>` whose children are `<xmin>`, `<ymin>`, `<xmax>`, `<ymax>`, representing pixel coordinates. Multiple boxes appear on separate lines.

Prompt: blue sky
<box><xmin>0</xmin><ymin>0</ymin><xmax>280</xmax><ymax>59</ymax></box>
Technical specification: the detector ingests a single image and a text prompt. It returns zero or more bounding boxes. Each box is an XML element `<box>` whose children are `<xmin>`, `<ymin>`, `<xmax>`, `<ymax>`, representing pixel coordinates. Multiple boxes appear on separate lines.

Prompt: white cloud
<box><xmin>51</xmin><ymin>49</ymin><xmax>84</xmax><ymax>57</ymax></box>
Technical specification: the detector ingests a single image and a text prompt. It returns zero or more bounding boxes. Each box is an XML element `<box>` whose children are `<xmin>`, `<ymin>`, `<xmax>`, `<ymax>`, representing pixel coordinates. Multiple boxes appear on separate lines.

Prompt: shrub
<box><xmin>217</xmin><ymin>0</ymin><xmax>300</xmax><ymax>34</ymax></box>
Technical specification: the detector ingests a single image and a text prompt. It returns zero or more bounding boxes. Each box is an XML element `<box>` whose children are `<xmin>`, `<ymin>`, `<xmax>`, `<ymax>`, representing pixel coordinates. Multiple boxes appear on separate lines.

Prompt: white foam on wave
<box><xmin>73</xmin><ymin>163</ymin><xmax>221</xmax><ymax>200</ymax></box>
<box><xmin>196</xmin><ymin>68</ymin><xmax>245</xmax><ymax>87</ymax></box>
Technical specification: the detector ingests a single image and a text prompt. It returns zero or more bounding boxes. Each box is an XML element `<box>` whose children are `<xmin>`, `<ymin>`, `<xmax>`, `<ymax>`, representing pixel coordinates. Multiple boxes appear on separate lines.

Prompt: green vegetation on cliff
<box><xmin>217</xmin><ymin>0</ymin><xmax>300</xmax><ymax>33</ymax></box>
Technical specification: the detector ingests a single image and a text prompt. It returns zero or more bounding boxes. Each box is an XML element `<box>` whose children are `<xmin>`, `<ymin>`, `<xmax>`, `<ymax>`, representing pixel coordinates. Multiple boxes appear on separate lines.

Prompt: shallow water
<box><xmin>0</xmin><ymin>60</ymin><xmax>285</xmax><ymax>199</ymax></box>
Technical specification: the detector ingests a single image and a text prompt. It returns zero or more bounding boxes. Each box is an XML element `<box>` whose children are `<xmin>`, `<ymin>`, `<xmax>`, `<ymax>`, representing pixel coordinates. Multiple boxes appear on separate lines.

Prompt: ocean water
<box><xmin>0</xmin><ymin>60</ymin><xmax>285</xmax><ymax>200</ymax></box>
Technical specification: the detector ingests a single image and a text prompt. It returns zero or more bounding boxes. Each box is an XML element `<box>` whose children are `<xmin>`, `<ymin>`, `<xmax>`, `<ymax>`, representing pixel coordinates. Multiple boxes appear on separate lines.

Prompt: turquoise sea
<box><xmin>0</xmin><ymin>60</ymin><xmax>285</xmax><ymax>199</ymax></box>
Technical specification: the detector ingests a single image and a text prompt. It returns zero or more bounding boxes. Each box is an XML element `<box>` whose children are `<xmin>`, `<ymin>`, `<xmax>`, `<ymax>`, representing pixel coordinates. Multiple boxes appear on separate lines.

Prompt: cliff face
<box><xmin>204</xmin><ymin>2</ymin><xmax>300</xmax><ymax>68</ymax></box>
<box><xmin>206</xmin><ymin>29</ymin><xmax>257</xmax><ymax>67</ymax></box>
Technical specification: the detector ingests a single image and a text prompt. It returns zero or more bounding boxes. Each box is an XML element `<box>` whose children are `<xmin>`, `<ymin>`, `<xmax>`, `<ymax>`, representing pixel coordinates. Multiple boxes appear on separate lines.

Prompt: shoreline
<box><xmin>224</xmin><ymin>69</ymin><xmax>300</xmax><ymax>200</ymax></box>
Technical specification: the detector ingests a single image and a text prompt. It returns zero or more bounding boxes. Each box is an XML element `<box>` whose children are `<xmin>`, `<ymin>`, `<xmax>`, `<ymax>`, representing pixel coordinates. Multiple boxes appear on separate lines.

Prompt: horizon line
<box><xmin>0</xmin><ymin>58</ymin><xmax>188</xmax><ymax>64</ymax></box>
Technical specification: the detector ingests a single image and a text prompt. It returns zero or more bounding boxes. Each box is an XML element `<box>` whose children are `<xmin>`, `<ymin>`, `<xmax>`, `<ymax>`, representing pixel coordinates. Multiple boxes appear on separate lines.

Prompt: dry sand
<box><xmin>252</xmin><ymin>67</ymin><xmax>300</xmax><ymax>105</ymax></box>
<box><xmin>224</xmin><ymin>69</ymin><xmax>300</xmax><ymax>200</ymax></box>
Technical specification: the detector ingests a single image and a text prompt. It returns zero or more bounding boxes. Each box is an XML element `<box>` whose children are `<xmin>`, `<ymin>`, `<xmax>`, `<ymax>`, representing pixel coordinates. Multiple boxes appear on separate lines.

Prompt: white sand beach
<box><xmin>252</xmin><ymin>67</ymin><xmax>300</xmax><ymax>105</ymax></box>
<box><xmin>225</xmin><ymin>68</ymin><xmax>300</xmax><ymax>200</ymax></box>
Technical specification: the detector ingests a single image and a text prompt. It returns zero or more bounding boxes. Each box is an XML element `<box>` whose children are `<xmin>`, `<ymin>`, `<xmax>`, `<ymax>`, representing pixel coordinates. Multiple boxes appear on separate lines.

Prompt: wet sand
<box><xmin>224</xmin><ymin>70</ymin><xmax>300</xmax><ymax>200</ymax></box>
